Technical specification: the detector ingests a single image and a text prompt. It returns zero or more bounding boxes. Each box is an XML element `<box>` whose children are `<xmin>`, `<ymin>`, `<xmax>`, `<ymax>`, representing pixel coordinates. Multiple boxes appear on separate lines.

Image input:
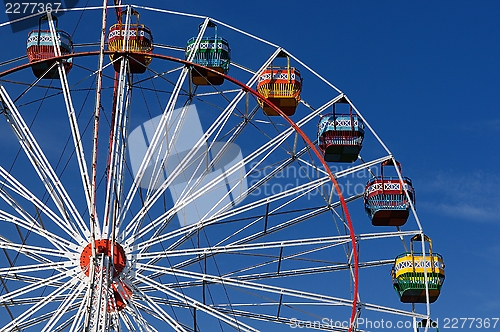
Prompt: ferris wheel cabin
<box><xmin>108</xmin><ymin>9</ymin><xmax>153</xmax><ymax>74</ymax></box>
<box><xmin>364</xmin><ymin>160</ymin><xmax>415</xmax><ymax>226</ymax></box>
<box><xmin>26</xmin><ymin>15</ymin><xmax>74</xmax><ymax>79</ymax></box>
<box><xmin>257</xmin><ymin>54</ymin><xmax>302</xmax><ymax>116</ymax></box>
<box><xmin>392</xmin><ymin>235</ymin><xmax>445</xmax><ymax>303</ymax></box>
<box><xmin>186</xmin><ymin>22</ymin><xmax>230</xmax><ymax>86</ymax></box>
<box><xmin>318</xmin><ymin>103</ymin><xmax>364</xmax><ymax>162</ymax></box>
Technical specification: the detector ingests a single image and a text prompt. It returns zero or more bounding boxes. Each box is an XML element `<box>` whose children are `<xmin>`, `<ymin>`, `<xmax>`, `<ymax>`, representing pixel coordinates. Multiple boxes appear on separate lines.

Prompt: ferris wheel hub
<box><xmin>79</xmin><ymin>239</ymin><xmax>127</xmax><ymax>277</ymax></box>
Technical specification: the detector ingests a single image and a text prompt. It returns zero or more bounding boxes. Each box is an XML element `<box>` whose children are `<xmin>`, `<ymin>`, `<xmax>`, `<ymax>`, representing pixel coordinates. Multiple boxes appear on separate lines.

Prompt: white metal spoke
<box><xmin>120</xmin><ymin>48</ymin><xmax>283</xmax><ymax>243</ymax></box>
<box><xmin>121</xmin><ymin>299</ymin><xmax>159</xmax><ymax>332</ymax></box>
<box><xmin>137</xmin><ymin>263</ymin><xmax>351</xmax><ymax>306</ymax></box>
<box><xmin>0</xmin><ymin>238</ymin><xmax>69</xmax><ymax>262</ymax></box>
<box><xmin>87</xmin><ymin>0</ymin><xmax>109</xmax><ymax>243</ymax></box>
<box><xmin>0</xmin><ymin>295</ymin><xmax>58</xmax><ymax>306</ymax></box>
<box><xmin>136</xmin><ymin>205</ymin><xmax>333</xmax><ymax>281</ymax></box>
<box><xmin>0</xmin><ymin>267</ymin><xmax>79</xmax><ymax>317</ymax></box>
<box><xmin>137</xmin><ymin>273</ymin><xmax>260</xmax><ymax>332</ymax></box>
<box><xmin>0</xmin><ymin>277</ymin><xmax>68</xmax><ymax>291</ymax></box>
<box><xmin>131</xmin><ymin>90</ymin><xmax>336</xmax><ymax>250</ymax></box>
<box><xmin>1</xmin><ymin>271</ymin><xmax>80</xmax><ymax>331</ymax></box>
<box><xmin>102</xmin><ymin>55</ymin><xmax>130</xmax><ymax>239</ymax></box>
<box><xmin>70</xmin><ymin>286</ymin><xmax>92</xmax><ymax>332</ymax></box>
<box><xmin>0</xmin><ymin>86</ymin><xmax>89</xmax><ymax>239</ymax></box>
<box><xmin>122</xmin><ymin>85</ymin><xmax>238</xmax><ymax>241</ymax></box>
<box><xmin>0</xmin><ymin>187</ymin><xmax>77</xmax><ymax>252</ymax></box>
<box><xmin>0</xmin><ymin>166</ymin><xmax>85</xmax><ymax>244</ymax></box>
<box><xmin>0</xmin><ymin>211</ymin><xmax>79</xmax><ymax>252</ymax></box>
<box><xmin>166</xmin><ymin>259</ymin><xmax>396</xmax><ymax>290</ymax></box>
<box><xmin>179</xmin><ymin>191</ymin><xmax>331</xmax><ymax>254</ymax></box>
<box><xmin>137</xmin><ymin>264</ymin><xmax>424</xmax><ymax>320</ymax></box>
<box><xmin>42</xmin><ymin>282</ymin><xmax>86</xmax><ymax>332</ymax></box>
<box><xmin>125</xmin><ymin>122</ymin><xmax>324</xmax><ymax>252</ymax></box>
<box><xmin>85</xmin><ymin>255</ymin><xmax>112</xmax><ymax>332</ymax></box>
<box><xmin>131</xmin><ymin>176</ymin><xmax>329</xmax><ymax>252</ymax></box>
<box><xmin>8</xmin><ymin>305</ymin><xmax>79</xmax><ymax>331</ymax></box>
<box><xmin>142</xmin><ymin>102</ymin><xmax>190</xmax><ymax>201</ymax></box>
<box><xmin>161</xmin><ymin>98</ymin><xmax>256</xmax><ymax>218</ymax></box>
<box><xmin>48</xmin><ymin>12</ymin><xmax>93</xmax><ymax>219</ymax></box>
<box><xmin>0</xmin><ymin>186</ymin><xmax>81</xmax><ymax>254</ymax></box>
<box><xmin>129</xmin><ymin>286</ymin><xmax>189</xmax><ymax>332</ymax></box>
<box><xmin>136</xmin><ymin>235</ymin><xmax>352</xmax><ymax>260</ymax></box>
<box><xmin>117</xmin><ymin>66</ymin><xmax>190</xmax><ymax>236</ymax></box>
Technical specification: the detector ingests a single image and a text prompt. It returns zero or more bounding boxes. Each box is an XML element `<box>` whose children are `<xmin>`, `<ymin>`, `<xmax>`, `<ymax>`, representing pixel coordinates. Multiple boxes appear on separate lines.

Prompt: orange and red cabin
<box><xmin>257</xmin><ymin>66</ymin><xmax>302</xmax><ymax>116</ymax></box>
<box><xmin>108</xmin><ymin>9</ymin><xmax>153</xmax><ymax>74</ymax></box>
<box><xmin>26</xmin><ymin>15</ymin><xmax>73</xmax><ymax>79</ymax></box>
<box><xmin>364</xmin><ymin>160</ymin><xmax>415</xmax><ymax>226</ymax></box>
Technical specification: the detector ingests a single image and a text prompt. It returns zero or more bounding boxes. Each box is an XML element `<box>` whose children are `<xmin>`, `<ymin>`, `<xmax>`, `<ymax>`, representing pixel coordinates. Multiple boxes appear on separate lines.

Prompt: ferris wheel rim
<box><xmin>0</xmin><ymin>7</ymin><xmax>441</xmax><ymax>325</ymax></box>
<box><xmin>0</xmin><ymin>49</ymin><xmax>361</xmax><ymax>330</ymax></box>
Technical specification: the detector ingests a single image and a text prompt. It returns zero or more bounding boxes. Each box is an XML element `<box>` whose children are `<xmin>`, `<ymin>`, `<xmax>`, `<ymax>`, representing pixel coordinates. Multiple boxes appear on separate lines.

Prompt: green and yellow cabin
<box><xmin>392</xmin><ymin>234</ymin><xmax>445</xmax><ymax>303</ymax></box>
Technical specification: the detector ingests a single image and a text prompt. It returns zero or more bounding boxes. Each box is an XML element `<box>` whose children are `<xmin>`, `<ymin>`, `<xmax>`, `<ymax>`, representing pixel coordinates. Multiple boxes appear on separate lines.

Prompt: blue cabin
<box><xmin>364</xmin><ymin>160</ymin><xmax>415</xmax><ymax>226</ymax></box>
<box><xmin>26</xmin><ymin>15</ymin><xmax>73</xmax><ymax>79</ymax></box>
<box><xmin>186</xmin><ymin>22</ymin><xmax>230</xmax><ymax>86</ymax></box>
<box><xmin>318</xmin><ymin>103</ymin><xmax>364</xmax><ymax>162</ymax></box>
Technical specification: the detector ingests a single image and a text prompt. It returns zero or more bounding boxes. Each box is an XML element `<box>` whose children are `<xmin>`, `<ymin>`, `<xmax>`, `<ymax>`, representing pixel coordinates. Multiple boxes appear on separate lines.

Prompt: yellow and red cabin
<box><xmin>364</xmin><ymin>160</ymin><xmax>415</xmax><ymax>226</ymax></box>
<box><xmin>26</xmin><ymin>15</ymin><xmax>73</xmax><ymax>79</ymax></box>
<box><xmin>257</xmin><ymin>65</ymin><xmax>302</xmax><ymax>116</ymax></box>
<box><xmin>108</xmin><ymin>9</ymin><xmax>153</xmax><ymax>74</ymax></box>
<box><xmin>392</xmin><ymin>235</ymin><xmax>445</xmax><ymax>303</ymax></box>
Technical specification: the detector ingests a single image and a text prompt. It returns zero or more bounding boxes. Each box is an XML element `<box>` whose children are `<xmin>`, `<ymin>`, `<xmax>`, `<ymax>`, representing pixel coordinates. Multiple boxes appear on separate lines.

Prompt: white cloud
<box><xmin>418</xmin><ymin>170</ymin><xmax>500</xmax><ymax>223</ymax></box>
<box><xmin>460</xmin><ymin>117</ymin><xmax>500</xmax><ymax>133</ymax></box>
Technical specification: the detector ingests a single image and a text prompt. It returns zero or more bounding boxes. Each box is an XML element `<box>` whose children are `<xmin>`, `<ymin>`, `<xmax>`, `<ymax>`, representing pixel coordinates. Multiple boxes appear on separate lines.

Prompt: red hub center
<box><xmin>80</xmin><ymin>239</ymin><xmax>130</xmax><ymax>312</ymax></box>
<box><xmin>79</xmin><ymin>239</ymin><xmax>127</xmax><ymax>277</ymax></box>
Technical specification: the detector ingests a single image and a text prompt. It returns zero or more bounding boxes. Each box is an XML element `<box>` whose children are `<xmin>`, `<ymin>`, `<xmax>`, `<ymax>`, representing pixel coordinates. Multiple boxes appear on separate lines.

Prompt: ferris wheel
<box><xmin>0</xmin><ymin>3</ymin><xmax>445</xmax><ymax>332</ymax></box>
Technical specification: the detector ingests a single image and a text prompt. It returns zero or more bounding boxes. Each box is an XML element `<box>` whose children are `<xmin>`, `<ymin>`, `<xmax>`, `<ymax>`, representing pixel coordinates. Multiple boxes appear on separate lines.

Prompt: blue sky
<box><xmin>152</xmin><ymin>0</ymin><xmax>500</xmax><ymax>323</ymax></box>
<box><xmin>201</xmin><ymin>0</ymin><xmax>500</xmax><ymax>323</ymax></box>
<box><xmin>0</xmin><ymin>0</ymin><xmax>499</xmax><ymax>330</ymax></box>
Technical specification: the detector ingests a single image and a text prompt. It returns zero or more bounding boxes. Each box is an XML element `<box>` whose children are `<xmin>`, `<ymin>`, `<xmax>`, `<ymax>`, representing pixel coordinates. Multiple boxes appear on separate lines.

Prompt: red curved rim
<box><xmin>0</xmin><ymin>51</ymin><xmax>359</xmax><ymax>330</ymax></box>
